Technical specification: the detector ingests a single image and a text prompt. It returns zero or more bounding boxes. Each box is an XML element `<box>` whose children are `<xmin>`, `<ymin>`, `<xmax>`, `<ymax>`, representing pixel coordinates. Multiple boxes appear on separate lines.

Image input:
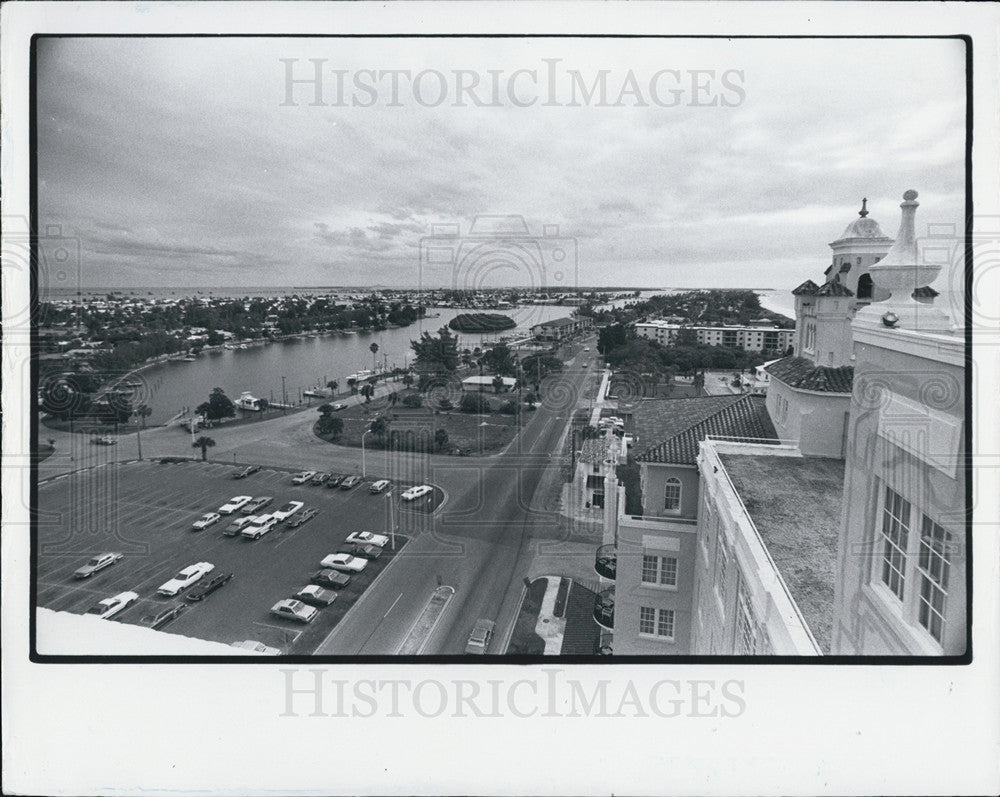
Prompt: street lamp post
<box><xmin>361</xmin><ymin>429</ymin><xmax>373</xmax><ymax>477</ymax></box>
<box><xmin>281</xmin><ymin>375</ymin><xmax>287</xmax><ymax>414</ymax></box>
<box><xmin>385</xmin><ymin>490</ymin><xmax>396</xmax><ymax>550</ymax></box>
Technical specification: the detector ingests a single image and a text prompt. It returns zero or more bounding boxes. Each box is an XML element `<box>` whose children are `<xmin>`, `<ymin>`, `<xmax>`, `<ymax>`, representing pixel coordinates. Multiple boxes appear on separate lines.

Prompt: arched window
<box><xmin>664</xmin><ymin>478</ymin><xmax>681</xmax><ymax>512</ymax></box>
<box><xmin>857</xmin><ymin>273</ymin><xmax>874</xmax><ymax>300</ymax></box>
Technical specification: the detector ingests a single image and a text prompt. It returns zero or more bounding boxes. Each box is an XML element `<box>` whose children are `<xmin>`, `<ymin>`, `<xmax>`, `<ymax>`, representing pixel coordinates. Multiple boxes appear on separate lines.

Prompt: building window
<box><xmin>639</xmin><ymin>606</ymin><xmax>675</xmax><ymax>640</ymax></box>
<box><xmin>641</xmin><ymin>554</ymin><xmax>678</xmax><ymax>587</ymax></box>
<box><xmin>736</xmin><ymin>580</ymin><xmax>760</xmax><ymax>654</ymax></box>
<box><xmin>917</xmin><ymin>516</ymin><xmax>952</xmax><ymax>643</ymax></box>
<box><xmin>664</xmin><ymin>478</ymin><xmax>681</xmax><ymax>512</ymax></box>
<box><xmin>880</xmin><ymin>486</ymin><xmax>911</xmax><ymax>600</ymax></box>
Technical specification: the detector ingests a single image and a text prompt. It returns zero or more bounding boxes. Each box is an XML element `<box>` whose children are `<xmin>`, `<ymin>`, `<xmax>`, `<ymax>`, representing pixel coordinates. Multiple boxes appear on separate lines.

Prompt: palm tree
<box><xmin>133</xmin><ymin>404</ymin><xmax>152</xmax><ymax>460</ymax></box>
<box><xmin>327</xmin><ymin>379</ymin><xmax>339</xmax><ymax>396</ymax></box>
<box><xmin>370</xmin><ymin>342</ymin><xmax>380</xmax><ymax>372</ymax></box>
<box><xmin>387</xmin><ymin>391</ymin><xmax>399</xmax><ymax>408</ymax></box>
<box><xmin>369</xmin><ymin>415</ymin><xmax>389</xmax><ymax>444</ymax></box>
<box><xmin>192</xmin><ymin>435</ymin><xmax>215</xmax><ymax>461</ymax></box>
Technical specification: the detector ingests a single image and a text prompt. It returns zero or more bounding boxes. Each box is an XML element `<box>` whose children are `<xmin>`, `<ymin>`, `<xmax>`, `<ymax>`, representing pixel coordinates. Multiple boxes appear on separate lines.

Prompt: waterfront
<box><xmin>121</xmin><ymin>303</ymin><xmax>574</xmax><ymax>424</ymax></box>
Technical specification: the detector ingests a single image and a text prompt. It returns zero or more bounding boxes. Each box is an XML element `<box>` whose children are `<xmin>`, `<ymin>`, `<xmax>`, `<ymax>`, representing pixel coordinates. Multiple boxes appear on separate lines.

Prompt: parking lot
<box><xmin>35</xmin><ymin>459</ymin><xmax>443</xmax><ymax>654</ymax></box>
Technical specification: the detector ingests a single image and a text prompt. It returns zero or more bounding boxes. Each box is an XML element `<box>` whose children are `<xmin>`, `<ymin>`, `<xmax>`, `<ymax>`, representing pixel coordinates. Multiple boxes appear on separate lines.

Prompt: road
<box><xmin>38</xmin><ymin>334</ymin><xmax>600</xmax><ymax>654</ymax></box>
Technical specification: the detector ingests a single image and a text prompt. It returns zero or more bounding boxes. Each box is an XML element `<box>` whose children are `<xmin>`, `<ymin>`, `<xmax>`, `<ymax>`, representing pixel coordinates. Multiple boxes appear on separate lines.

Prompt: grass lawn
<box><xmin>313</xmin><ymin>389</ymin><xmax>526</xmax><ymax>455</ymax></box>
<box><xmin>506</xmin><ymin>578</ymin><xmax>548</xmax><ymax>655</ymax></box>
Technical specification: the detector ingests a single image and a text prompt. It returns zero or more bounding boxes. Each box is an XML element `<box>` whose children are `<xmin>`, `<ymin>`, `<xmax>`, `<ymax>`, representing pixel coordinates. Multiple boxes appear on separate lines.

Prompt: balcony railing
<box><xmin>594</xmin><ymin>544</ymin><xmax>617</xmax><ymax>580</ymax></box>
<box><xmin>593</xmin><ymin>587</ymin><xmax>615</xmax><ymax>630</ymax></box>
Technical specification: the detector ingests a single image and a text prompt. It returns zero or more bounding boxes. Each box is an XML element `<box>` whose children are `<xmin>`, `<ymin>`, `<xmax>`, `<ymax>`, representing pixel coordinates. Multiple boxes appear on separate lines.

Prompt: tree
<box><xmin>402</xmin><ymin>393</ymin><xmax>423</xmax><ymax>408</ymax></box>
<box><xmin>597</xmin><ymin>323</ymin><xmax>631</xmax><ymax>355</ymax></box>
<box><xmin>369</xmin><ymin>415</ymin><xmax>389</xmax><ymax>443</ymax></box>
<box><xmin>402</xmin><ymin>372</ymin><xmax>414</xmax><ymax>388</ymax></box>
<box><xmin>318</xmin><ymin>403</ymin><xmax>333</xmax><ymax>416</ymax></box>
<box><xmin>196</xmin><ymin>387</ymin><xmax>235</xmax><ymax>421</ymax></box>
<box><xmin>410</xmin><ymin>327</ymin><xmax>460</xmax><ymax>373</ymax></box>
<box><xmin>360</xmin><ymin>383</ymin><xmax>375</xmax><ymax>403</ymax></box>
<box><xmin>482</xmin><ymin>342</ymin><xmax>517</xmax><ymax>377</ymax></box>
<box><xmin>387</xmin><ymin>391</ymin><xmax>399</xmax><ymax>407</ymax></box>
<box><xmin>460</xmin><ymin>392</ymin><xmax>490</xmax><ymax>414</ymax></box>
<box><xmin>492</xmin><ymin>374</ymin><xmax>506</xmax><ymax>394</ymax></box>
<box><xmin>192</xmin><ymin>435</ymin><xmax>215</xmax><ymax>461</ymax></box>
<box><xmin>437</xmin><ymin>397</ymin><xmax>453</xmax><ymax>411</ymax></box>
<box><xmin>370</xmin><ymin>342</ymin><xmax>380</xmax><ymax>372</ymax></box>
<box><xmin>133</xmin><ymin>404</ymin><xmax>152</xmax><ymax>460</ymax></box>
<box><xmin>693</xmin><ymin>371</ymin><xmax>705</xmax><ymax>393</ymax></box>
<box><xmin>317</xmin><ymin>415</ymin><xmax>344</xmax><ymax>439</ymax></box>
<box><xmin>327</xmin><ymin>380</ymin><xmax>339</xmax><ymax>395</ymax></box>
<box><xmin>434</xmin><ymin>428</ymin><xmax>449</xmax><ymax>451</ymax></box>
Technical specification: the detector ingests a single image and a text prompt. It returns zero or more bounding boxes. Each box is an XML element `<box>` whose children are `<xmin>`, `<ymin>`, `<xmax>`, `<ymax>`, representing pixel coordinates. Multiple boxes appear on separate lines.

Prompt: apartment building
<box><xmin>635</xmin><ymin>321</ymin><xmax>795</xmax><ymax>352</ymax></box>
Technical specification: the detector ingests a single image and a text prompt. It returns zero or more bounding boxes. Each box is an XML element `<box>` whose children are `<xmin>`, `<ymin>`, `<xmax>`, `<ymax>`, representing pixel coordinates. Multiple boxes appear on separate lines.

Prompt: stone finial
<box><xmin>859</xmin><ymin>198</ymin><xmax>868</xmax><ymax>217</ymax></box>
<box><xmin>856</xmin><ymin>190</ymin><xmax>951</xmax><ymax>332</ymax></box>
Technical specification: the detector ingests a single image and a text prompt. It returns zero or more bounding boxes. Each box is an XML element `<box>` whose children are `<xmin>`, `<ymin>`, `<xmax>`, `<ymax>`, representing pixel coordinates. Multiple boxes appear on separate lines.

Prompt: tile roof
<box><xmin>633</xmin><ymin>394</ymin><xmax>778</xmax><ymax>465</ymax></box>
<box><xmin>765</xmin><ymin>356</ymin><xmax>854</xmax><ymax>393</ymax></box>
<box><xmin>792</xmin><ymin>279</ymin><xmax>820</xmax><ymax>296</ymax></box>
<box><xmin>816</xmin><ymin>281</ymin><xmax>854</xmax><ymax>297</ymax></box>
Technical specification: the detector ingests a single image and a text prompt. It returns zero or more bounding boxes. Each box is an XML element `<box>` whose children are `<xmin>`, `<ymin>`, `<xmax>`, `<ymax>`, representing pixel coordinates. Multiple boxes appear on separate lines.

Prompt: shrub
<box><xmin>499</xmin><ymin>400</ymin><xmax>519</xmax><ymax>415</ymax></box>
<box><xmin>460</xmin><ymin>392</ymin><xmax>491</xmax><ymax>414</ymax></box>
<box><xmin>402</xmin><ymin>393</ymin><xmax>423</xmax><ymax>408</ymax></box>
<box><xmin>438</xmin><ymin>397</ymin><xmax>454</xmax><ymax>411</ymax></box>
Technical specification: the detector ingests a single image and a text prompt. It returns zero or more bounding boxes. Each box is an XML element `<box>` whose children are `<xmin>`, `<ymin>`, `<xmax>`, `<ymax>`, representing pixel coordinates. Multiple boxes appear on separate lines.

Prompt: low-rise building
<box><xmin>460</xmin><ymin>375</ymin><xmax>517</xmax><ymax>392</ymax></box>
<box><xmin>530</xmin><ymin>315</ymin><xmax>593</xmax><ymax>340</ymax></box>
<box><xmin>635</xmin><ymin>321</ymin><xmax>795</xmax><ymax>352</ymax></box>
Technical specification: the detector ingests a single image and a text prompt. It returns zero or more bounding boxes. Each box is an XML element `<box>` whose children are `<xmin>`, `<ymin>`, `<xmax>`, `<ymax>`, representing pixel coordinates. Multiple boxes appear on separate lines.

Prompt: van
<box><xmin>369</xmin><ymin>479</ymin><xmax>390</xmax><ymax>494</ymax></box>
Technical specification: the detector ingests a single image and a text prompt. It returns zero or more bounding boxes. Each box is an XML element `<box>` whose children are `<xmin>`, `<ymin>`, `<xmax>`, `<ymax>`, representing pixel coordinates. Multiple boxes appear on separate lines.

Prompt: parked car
<box><xmin>85</xmin><ymin>591</ymin><xmax>139</xmax><ymax>620</ymax></box>
<box><xmin>325</xmin><ymin>474</ymin><xmax>345</xmax><ymax>488</ymax></box>
<box><xmin>270</xmin><ymin>599</ymin><xmax>317</xmax><ymax>624</ymax></box>
<box><xmin>339</xmin><ymin>543</ymin><xmax>383</xmax><ymax>560</ymax></box>
<box><xmin>73</xmin><ymin>552</ymin><xmax>123</xmax><ymax>579</ymax></box>
<box><xmin>320</xmin><ymin>553</ymin><xmax>368</xmax><ymax>572</ymax></box>
<box><xmin>157</xmin><ymin>562</ymin><xmax>215</xmax><ymax>596</ymax></box>
<box><xmin>293</xmin><ymin>584</ymin><xmax>338</xmax><ymax>608</ymax></box>
<box><xmin>233</xmin><ymin>464</ymin><xmax>261</xmax><ymax>479</ymax></box>
<box><xmin>218</xmin><ymin>495</ymin><xmax>253</xmax><ymax>514</ymax></box>
<box><xmin>345</xmin><ymin>530</ymin><xmax>389</xmax><ymax>548</ymax></box>
<box><xmin>242</xmin><ymin>496</ymin><xmax>273</xmax><ymax>515</ymax></box>
<box><xmin>340</xmin><ymin>475</ymin><xmax>362</xmax><ymax>490</ymax></box>
<box><xmin>331</xmin><ymin>403</ymin><xmax>348</xmax><ymax>411</ymax></box>
<box><xmin>465</xmin><ymin>619</ymin><xmax>496</xmax><ymax>654</ymax></box>
<box><xmin>224</xmin><ymin>515</ymin><xmax>259</xmax><ymax>536</ymax></box>
<box><xmin>241</xmin><ymin>514</ymin><xmax>278</xmax><ymax>540</ymax></box>
<box><xmin>91</xmin><ymin>435</ymin><xmax>117</xmax><ymax>446</ymax></box>
<box><xmin>310</xmin><ymin>472</ymin><xmax>328</xmax><ymax>486</ymax></box>
<box><xmin>401</xmin><ymin>484</ymin><xmax>433</xmax><ymax>502</ymax></box>
<box><xmin>272</xmin><ymin>500</ymin><xmax>304</xmax><ymax>523</ymax></box>
<box><xmin>285</xmin><ymin>507</ymin><xmax>319</xmax><ymax>529</ymax></box>
<box><xmin>311</xmin><ymin>569</ymin><xmax>352</xmax><ymax>589</ymax></box>
<box><xmin>185</xmin><ymin>572</ymin><xmax>233</xmax><ymax>601</ymax></box>
<box><xmin>192</xmin><ymin>512</ymin><xmax>221</xmax><ymax>531</ymax></box>
<box><xmin>292</xmin><ymin>471</ymin><xmax>317</xmax><ymax>485</ymax></box>
<box><xmin>231</xmin><ymin>640</ymin><xmax>280</xmax><ymax>655</ymax></box>
<box><xmin>142</xmin><ymin>603</ymin><xmax>187</xmax><ymax>629</ymax></box>
<box><xmin>369</xmin><ymin>479</ymin><xmax>390</xmax><ymax>494</ymax></box>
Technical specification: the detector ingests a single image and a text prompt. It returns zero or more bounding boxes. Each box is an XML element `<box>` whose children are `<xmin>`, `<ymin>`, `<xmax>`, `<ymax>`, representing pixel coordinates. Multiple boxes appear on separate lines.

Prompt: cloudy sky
<box><xmin>37</xmin><ymin>36</ymin><xmax>966</xmax><ymax>289</ymax></box>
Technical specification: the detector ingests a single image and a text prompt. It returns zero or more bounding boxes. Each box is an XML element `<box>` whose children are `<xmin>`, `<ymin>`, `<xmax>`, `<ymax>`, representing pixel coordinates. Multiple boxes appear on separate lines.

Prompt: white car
<box><xmin>292</xmin><ymin>471</ymin><xmax>317</xmax><ymax>485</ymax></box>
<box><xmin>272</xmin><ymin>501</ymin><xmax>304</xmax><ymax>522</ymax></box>
<box><xmin>369</xmin><ymin>479</ymin><xmax>390</xmax><ymax>494</ymax></box>
<box><xmin>401</xmin><ymin>484</ymin><xmax>433</xmax><ymax>502</ymax></box>
<box><xmin>218</xmin><ymin>496</ymin><xmax>252</xmax><ymax>515</ymax></box>
<box><xmin>345</xmin><ymin>531</ymin><xmax>390</xmax><ymax>548</ymax></box>
<box><xmin>331</xmin><ymin>403</ymin><xmax>348</xmax><ymax>411</ymax></box>
<box><xmin>231</xmin><ymin>640</ymin><xmax>281</xmax><ymax>655</ymax></box>
<box><xmin>85</xmin><ymin>591</ymin><xmax>139</xmax><ymax>620</ymax></box>
<box><xmin>270</xmin><ymin>599</ymin><xmax>318</xmax><ymax>624</ymax></box>
<box><xmin>320</xmin><ymin>553</ymin><xmax>368</xmax><ymax>572</ymax></box>
<box><xmin>192</xmin><ymin>512</ymin><xmax>221</xmax><ymax>531</ymax></box>
<box><xmin>157</xmin><ymin>562</ymin><xmax>215</xmax><ymax>596</ymax></box>
<box><xmin>241</xmin><ymin>514</ymin><xmax>278</xmax><ymax>540</ymax></box>
<box><xmin>224</xmin><ymin>515</ymin><xmax>259</xmax><ymax>536</ymax></box>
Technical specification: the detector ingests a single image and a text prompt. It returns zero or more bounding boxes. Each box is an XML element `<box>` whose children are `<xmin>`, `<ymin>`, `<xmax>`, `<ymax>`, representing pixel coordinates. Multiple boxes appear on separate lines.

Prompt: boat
<box><xmin>235</xmin><ymin>392</ymin><xmax>264</xmax><ymax>411</ymax></box>
<box><xmin>303</xmin><ymin>388</ymin><xmax>329</xmax><ymax>398</ymax></box>
<box><xmin>182</xmin><ymin>356</ymin><xmax>197</xmax><ymax>362</ymax></box>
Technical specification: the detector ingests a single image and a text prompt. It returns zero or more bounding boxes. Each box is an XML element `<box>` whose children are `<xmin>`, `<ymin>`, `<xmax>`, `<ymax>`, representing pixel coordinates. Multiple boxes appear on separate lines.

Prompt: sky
<box><xmin>36</xmin><ymin>36</ymin><xmax>967</xmax><ymax>290</ymax></box>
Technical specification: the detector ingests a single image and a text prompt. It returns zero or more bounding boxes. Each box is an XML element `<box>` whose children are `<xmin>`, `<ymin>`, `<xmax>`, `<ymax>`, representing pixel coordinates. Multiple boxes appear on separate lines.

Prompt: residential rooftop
<box><xmin>719</xmin><ymin>453</ymin><xmax>845</xmax><ymax>654</ymax></box>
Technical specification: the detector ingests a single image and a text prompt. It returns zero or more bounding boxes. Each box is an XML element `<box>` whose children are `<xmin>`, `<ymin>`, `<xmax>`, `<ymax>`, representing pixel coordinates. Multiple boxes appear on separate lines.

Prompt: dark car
<box><xmin>185</xmin><ymin>572</ymin><xmax>233</xmax><ymax>601</ymax></box>
<box><xmin>309</xmin><ymin>472</ymin><xmax>328</xmax><ymax>486</ymax></box>
<box><xmin>311</xmin><ymin>569</ymin><xmax>352</xmax><ymax>589</ymax></box>
<box><xmin>233</xmin><ymin>464</ymin><xmax>261</xmax><ymax>479</ymax></box>
<box><xmin>338</xmin><ymin>543</ymin><xmax>383</xmax><ymax>560</ymax></box>
<box><xmin>285</xmin><ymin>508</ymin><xmax>319</xmax><ymax>529</ymax></box>
<box><xmin>142</xmin><ymin>603</ymin><xmax>187</xmax><ymax>629</ymax></box>
<box><xmin>325</xmin><ymin>475</ymin><xmax>345</xmax><ymax>489</ymax></box>
<box><xmin>340</xmin><ymin>475</ymin><xmax>362</xmax><ymax>490</ymax></box>
<box><xmin>294</xmin><ymin>584</ymin><xmax>338</xmax><ymax>608</ymax></box>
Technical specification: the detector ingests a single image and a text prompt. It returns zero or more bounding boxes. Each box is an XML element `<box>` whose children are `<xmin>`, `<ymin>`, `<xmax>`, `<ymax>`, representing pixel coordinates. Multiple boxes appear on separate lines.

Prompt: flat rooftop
<box><xmin>719</xmin><ymin>454</ymin><xmax>845</xmax><ymax>654</ymax></box>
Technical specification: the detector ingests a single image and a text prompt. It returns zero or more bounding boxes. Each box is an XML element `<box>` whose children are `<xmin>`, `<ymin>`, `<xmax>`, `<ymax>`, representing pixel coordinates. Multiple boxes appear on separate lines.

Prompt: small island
<box><xmin>448</xmin><ymin>313</ymin><xmax>517</xmax><ymax>333</ymax></box>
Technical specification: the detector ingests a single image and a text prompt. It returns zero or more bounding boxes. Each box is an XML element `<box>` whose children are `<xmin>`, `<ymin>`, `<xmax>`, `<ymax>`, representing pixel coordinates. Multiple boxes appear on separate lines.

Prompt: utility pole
<box><xmin>281</xmin><ymin>375</ymin><xmax>286</xmax><ymax>414</ymax></box>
